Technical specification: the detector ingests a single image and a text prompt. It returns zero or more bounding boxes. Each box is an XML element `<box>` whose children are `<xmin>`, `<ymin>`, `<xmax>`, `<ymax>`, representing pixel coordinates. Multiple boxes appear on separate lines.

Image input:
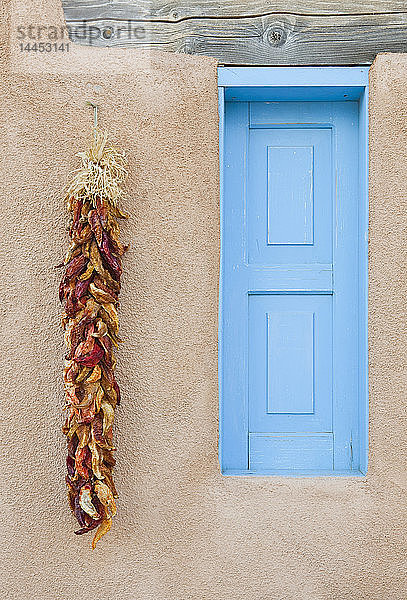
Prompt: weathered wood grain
<box><xmin>62</xmin><ymin>0</ymin><xmax>407</xmax><ymax>19</ymax></box>
<box><xmin>62</xmin><ymin>1</ymin><xmax>407</xmax><ymax>64</ymax></box>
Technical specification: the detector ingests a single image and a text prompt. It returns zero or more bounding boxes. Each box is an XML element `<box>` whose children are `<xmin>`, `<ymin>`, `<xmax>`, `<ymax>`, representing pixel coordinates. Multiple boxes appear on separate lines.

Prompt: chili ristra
<box><xmin>59</xmin><ymin>130</ymin><xmax>128</xmax><ymax>548</ymax></box>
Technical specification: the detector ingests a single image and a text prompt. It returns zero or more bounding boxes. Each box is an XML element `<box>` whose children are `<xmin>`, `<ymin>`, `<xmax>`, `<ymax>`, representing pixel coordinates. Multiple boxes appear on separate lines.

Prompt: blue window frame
<box><xmin>218</xmin><ymin>67</ymin><xmax>369</xmax><ymax>476</ymax></box>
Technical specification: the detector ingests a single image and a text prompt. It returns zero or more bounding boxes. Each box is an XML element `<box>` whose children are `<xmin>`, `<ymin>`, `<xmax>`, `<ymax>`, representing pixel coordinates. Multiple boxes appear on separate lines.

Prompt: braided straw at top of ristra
<box><xmin>59</xmin><ymin>130</ymin><xmax>128</xmax><ymax>549</ymax></box>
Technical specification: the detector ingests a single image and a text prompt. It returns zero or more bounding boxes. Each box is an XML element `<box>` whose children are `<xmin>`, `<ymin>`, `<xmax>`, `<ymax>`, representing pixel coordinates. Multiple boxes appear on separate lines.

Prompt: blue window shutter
<box><xmin>220</xmin><ymin>95</ymin><xmax>367</xmax><ymax>475</ymax></box>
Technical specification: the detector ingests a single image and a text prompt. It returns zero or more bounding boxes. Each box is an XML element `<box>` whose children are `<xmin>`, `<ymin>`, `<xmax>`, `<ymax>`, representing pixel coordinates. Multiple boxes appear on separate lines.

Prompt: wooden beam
<box><xmin>62</xmin><ymin>1</ymin><xmax>407</xmax><ymax>64</ymax></box>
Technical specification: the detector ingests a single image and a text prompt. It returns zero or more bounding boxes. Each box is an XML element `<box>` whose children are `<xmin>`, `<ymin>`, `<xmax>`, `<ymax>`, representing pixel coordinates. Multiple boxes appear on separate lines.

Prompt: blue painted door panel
<box><xmin>221</xmin><ymin>99</ymin><xmax>362</xmax><ymax>474</ymax></box>
<box><xmin>249</xmin><ymin>294</ymin><xmax>332</xmax><ymax>433</ymax></box>
<box><xmin>249</xmin><ymin>433</ymin><xmax>333</xmax><ymax>471</ymax></box>
<box><xmin>248</xmin><ymin>127</ymin><xmax>332</xmax><ymax>265</ymax></box>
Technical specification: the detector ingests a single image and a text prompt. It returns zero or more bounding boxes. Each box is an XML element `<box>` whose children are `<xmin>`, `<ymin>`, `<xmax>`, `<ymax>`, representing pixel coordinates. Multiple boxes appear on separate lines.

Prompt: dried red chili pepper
<box><xmin>65</xmin><ymin>254</ymin><xmax>87</xmax><ymax>280</ymax></box>
<box><xmin>70</xmin><ymin>199</ymin><xmax>83</xmax><ymax>234</ymax></box>
<box><xmin>100</xmin><ymin>231</ymin><xmax>122</xmax><ymax>280</ymax></box>
<box><xmin>75</xmin><ymin>278</ymin><xmax>91</xmax><ymax>301</ymax></box>
<box><xmin>74</xmin><ymin>519</ymin><xmax>103</xmax><ymax>536</ymax></box>
<box><xmin>88</xmin><ymin>210</ymin><xmax>103</xmax><ymax>247</ymax></box>
<box><xmin>75</xmin><ymin>342</ymin><xmax>104</xmax><ymax>367</ymax></box>
<box><xmin>60</xmin><ymin>130</ymin><xmax>128</xmax><ymax>548</ymax></box>
<box><xmin>75</xmin><ymin>446</ymin><xmax>91</xmax><ymax>480</ymax></box>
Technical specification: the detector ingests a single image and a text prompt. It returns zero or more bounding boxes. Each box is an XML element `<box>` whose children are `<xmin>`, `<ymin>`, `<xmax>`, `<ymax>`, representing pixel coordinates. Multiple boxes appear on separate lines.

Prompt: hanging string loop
<box><xmin>86</xmin><ymin>101</ymin><xmax>98</xmax><ymax>141</ymax></box>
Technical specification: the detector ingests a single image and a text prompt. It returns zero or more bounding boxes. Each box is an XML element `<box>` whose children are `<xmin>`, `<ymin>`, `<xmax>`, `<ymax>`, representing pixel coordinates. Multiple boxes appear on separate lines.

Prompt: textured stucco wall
<box><xmin>1</xmin><ymin>1</ymin><xmax>407</xmax><ymax>599</ymax></box>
